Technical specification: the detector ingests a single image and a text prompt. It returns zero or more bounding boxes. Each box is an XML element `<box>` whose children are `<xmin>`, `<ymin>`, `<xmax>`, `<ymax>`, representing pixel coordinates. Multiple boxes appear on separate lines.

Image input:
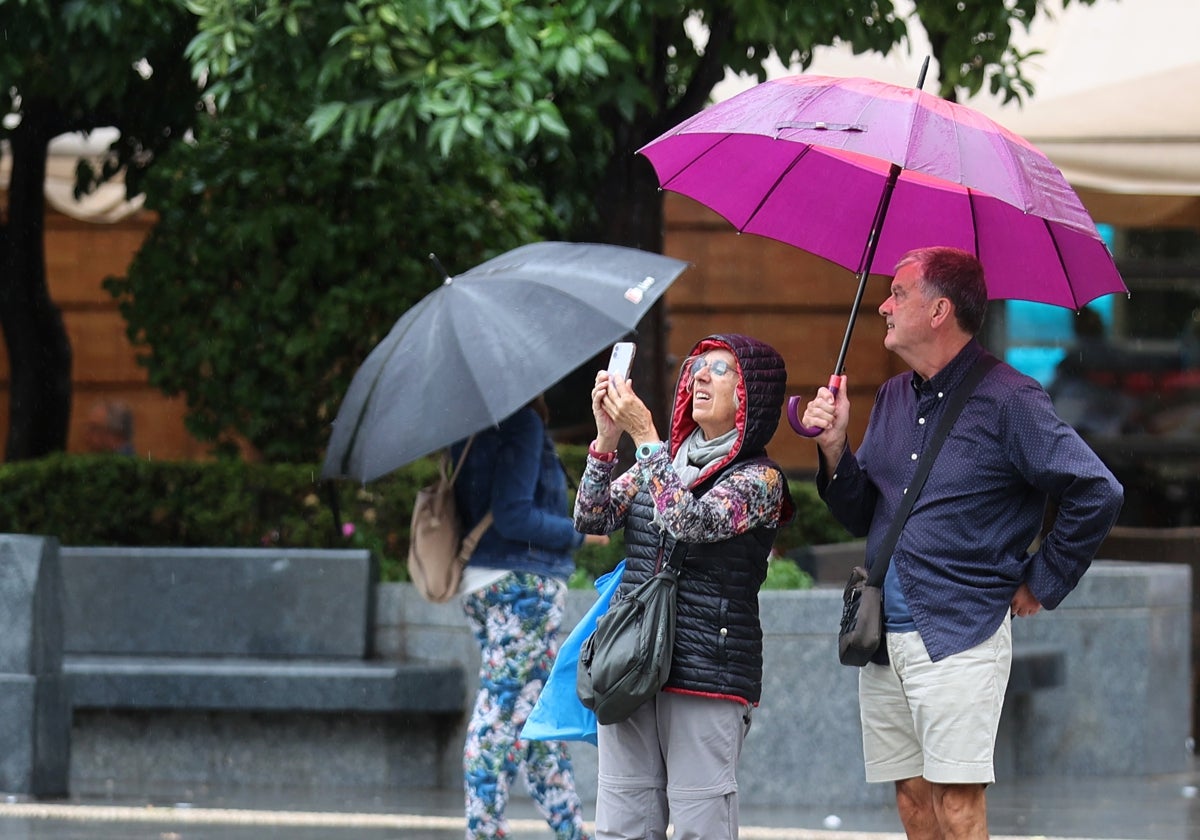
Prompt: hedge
<box><xmin>0</xmin><ymin>449</ymin><xmax>851</xmax><ymax>586</ymax></box>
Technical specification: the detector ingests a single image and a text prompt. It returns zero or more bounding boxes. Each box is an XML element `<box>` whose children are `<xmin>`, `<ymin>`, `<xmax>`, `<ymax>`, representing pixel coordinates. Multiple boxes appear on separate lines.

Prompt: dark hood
<box><xmin>668</xmin><ymin>333</ymin><xmax>788</xmax><ymax>476</ymax></box>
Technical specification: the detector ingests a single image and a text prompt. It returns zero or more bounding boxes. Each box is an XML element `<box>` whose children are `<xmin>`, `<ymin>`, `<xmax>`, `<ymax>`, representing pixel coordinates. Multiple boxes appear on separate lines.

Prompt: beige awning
<box><xmin>1015</xmin><ymin>76</ymin><xmax>1200</xmax><ymax>195</ymax></box>
<box><xmin>994</xmin><ymin>62</ymin><xmax>1200</xmax><ymax>225</ymax></box>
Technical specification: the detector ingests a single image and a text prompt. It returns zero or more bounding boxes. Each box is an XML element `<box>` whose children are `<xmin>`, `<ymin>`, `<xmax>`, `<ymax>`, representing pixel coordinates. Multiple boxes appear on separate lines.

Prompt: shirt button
<box><xmin>918</xmin><ymin>417</ymin><xmax>926</xmax><ymax>425</ymax></box>
<box><xmin>911</xmin><ymin>453</ymin><xmax>918</xmax><ymax>460</ymax></box>
<box><xmin>719</xmin><ymin>627</ymin><xmax>728</xmax><ymax>637</ymax></box>
<box><xmin>938</xmin><ymin>391</ymin><xmax>945</xmax><ymax>398</ymax></box>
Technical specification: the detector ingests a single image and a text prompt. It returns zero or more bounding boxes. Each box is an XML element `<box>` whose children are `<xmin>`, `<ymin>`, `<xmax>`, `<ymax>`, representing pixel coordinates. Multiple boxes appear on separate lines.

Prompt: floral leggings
<box><xmin>462</xmin><ymin>572</ymin><xmax>591</xmax><ymax>840</ymax></box>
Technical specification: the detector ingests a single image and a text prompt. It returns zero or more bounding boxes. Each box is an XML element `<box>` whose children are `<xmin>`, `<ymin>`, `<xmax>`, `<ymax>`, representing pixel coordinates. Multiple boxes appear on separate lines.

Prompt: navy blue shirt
<box><xmin>818</xmin><ymin>340</ymin><xmax>1124</xmax><ymax>661</ymax></box>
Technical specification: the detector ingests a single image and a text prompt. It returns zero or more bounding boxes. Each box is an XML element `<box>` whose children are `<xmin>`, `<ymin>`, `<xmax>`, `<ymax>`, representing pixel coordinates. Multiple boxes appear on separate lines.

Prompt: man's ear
<box><xmin>930</xmin><ymin>297</ymin><xmax>952</xmax><ymax>328</ymax></box>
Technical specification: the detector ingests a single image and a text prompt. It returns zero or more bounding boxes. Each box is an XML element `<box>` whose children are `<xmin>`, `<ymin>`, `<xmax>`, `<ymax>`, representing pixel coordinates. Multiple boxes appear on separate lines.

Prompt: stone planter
<box><xmin>377</xmin><ymin>558</ymin><xmax>1192</xmax><ymax>807</ymax></box>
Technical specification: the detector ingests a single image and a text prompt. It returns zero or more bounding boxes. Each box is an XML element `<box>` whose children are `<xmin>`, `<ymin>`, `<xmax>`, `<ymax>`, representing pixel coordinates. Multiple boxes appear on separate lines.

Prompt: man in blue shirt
<box><xmin>801</xmin><ymin>247</ymin><xmax>1123</xmax><ymax>839</ymax></box>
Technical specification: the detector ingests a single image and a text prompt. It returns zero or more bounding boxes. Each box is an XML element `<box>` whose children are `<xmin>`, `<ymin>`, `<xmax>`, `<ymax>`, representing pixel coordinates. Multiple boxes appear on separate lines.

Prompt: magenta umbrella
<box><xmin>637</xmin><ymin>69</ymin><xmax>1128</xmax><ymax>435</ymax></box>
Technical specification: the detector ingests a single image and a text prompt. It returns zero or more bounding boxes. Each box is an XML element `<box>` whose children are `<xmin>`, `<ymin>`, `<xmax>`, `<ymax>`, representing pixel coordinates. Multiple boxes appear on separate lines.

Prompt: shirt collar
<box><xmin>910</xmin><ymin>340</ymin><xmax>985</xmax><ymax>395</ymax></box>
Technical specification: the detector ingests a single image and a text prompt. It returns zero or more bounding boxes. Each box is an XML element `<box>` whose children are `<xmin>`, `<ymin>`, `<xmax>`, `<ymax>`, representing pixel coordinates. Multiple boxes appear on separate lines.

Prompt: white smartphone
<box><xmin>607</xmin><ymin>341</ymin><xmax>636</xmax><ymax>383</ymax></box>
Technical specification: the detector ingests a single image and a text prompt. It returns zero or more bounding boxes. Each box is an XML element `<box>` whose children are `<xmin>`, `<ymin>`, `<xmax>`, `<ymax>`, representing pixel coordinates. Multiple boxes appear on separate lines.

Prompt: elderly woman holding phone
<box><xmin>574</xmin><ymin>333</ymin><xmax>794</xmax><ymax>840</ymax></box>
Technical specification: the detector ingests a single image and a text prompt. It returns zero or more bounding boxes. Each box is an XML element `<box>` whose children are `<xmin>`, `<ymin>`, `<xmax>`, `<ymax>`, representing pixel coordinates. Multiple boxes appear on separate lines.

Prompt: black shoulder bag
<box><xmin>577</xmin><ymin>532</ymin><xmax>684</xmax><ymax>725</ymax></box>
<box><xmin>838</xmin><ymin>354</ymin><xmax>1000</xmax><ymax>666</ymax></box>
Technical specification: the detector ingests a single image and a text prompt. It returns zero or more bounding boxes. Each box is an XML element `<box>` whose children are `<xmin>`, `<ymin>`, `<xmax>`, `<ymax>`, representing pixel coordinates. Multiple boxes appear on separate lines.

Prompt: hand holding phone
<box><xmin>607</xmin><ymin>342</ymin><xmax>636</xmax><ymax>384</ymax></box>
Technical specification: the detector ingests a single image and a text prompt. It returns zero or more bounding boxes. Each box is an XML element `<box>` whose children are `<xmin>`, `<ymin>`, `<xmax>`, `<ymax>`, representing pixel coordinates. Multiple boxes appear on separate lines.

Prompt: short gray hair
<box><xmin>895</xmin><ymin>247</ymin><xmax>988</xmax><ymax>335</ymax></box>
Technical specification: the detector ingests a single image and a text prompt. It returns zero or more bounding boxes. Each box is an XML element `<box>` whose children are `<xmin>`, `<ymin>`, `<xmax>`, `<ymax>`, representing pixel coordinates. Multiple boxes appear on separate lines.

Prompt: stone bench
<box><xmin>65</xmin><ymin>656</ymin><xmax>463</xmax><ymax>713</ymax></box>
<box><xmin>58</xmin><ymin>547</ymin><xmax>468</xmax><ymax>792</ymax></box>
<box><xmin>59</xmin><ymin>547</ymin><xmax>465</xmax><ymax>714</ymax></box>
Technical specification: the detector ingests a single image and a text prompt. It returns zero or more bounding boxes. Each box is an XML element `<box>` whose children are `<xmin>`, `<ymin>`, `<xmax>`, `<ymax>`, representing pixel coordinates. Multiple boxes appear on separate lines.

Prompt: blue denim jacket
<box><xmin>450</xmin><ymin>407</ymin><xmax>583</xmax><ymax>580</ymax></box>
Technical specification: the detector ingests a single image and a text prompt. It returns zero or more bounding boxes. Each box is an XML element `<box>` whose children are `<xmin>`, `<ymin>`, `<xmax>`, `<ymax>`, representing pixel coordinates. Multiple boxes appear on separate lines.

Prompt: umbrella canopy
<box><xmin>639</xmin><ymin>73</ymin><xmax>1126</xmax><ymax>311</ymax></box>
<box><xmin>638</xmin><ymin>72</ymin><xmax>1128</xmax><ymax>435</ymax></box>
<box><xmin>321</xmin><ymin>241</ymin><xmax>689</xmax><ymax>482</ymax></box>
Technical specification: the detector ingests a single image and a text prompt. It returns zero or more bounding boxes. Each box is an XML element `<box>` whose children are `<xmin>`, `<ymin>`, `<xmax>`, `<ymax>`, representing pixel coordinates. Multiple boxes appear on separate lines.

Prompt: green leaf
<box><xmin>437</xmin><ymin>115</ymin><xmax>460</xmax><ymax>156</ymax></box>
<box><xmin>584</xmin><ymin>52</ymin><xmax>607</xmax><ymax>76</ymax></box>
<box><xmin>308</xmin><ymin>101</ymin><xmax>347</xmax><ymax>141</ymax></box>
<box><xmin>445</xmin><ymin>0</ymin><xmax>471</xmax><ymax>30</ymax></box>
<box><xmin>556</xmin><ymin>46</ymin><xmax>582</xmax><ymax>76</ymax></box>
<box><xmin>461</xmin><ymin>112</ymin><xmax>484</xmax><ymax>138</ymax></box>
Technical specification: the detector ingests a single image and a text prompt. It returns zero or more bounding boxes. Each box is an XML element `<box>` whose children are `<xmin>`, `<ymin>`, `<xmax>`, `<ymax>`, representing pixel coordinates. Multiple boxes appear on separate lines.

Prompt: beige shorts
<box><xmin>859</xmin><ymin>615</ymin><xmax>1012</xmax><ymax>785</ymax></box>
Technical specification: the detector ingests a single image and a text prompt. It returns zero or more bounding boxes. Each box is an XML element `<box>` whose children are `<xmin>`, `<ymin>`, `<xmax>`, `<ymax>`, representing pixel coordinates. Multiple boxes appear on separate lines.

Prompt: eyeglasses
<box><xmin>683</xmin><ymin>355</ymin><xmax>735</xmax><ymax>390</ymax></box>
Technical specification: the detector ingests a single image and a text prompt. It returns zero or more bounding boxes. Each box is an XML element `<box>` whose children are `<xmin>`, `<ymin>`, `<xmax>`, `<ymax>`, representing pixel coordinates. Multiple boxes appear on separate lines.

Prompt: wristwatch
<box><xmin>636</xmin><ymin>441</ymin><xmax>665</xmax><ymax>461</ymax></box>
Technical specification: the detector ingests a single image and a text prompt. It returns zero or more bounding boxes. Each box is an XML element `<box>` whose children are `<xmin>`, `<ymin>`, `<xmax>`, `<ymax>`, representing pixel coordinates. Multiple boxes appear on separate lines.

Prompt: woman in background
<box><xmin>452</xmin><ymin>395</ymin><xmax>606</xmax><ymax>840</ymax></box>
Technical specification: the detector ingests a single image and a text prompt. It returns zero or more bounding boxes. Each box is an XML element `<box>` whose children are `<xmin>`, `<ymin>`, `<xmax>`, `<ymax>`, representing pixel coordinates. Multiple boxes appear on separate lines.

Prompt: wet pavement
<box><xmin>3</xmin><ymin>767</ymin><xmax>1200</xmax><ymax>839</ymax></box>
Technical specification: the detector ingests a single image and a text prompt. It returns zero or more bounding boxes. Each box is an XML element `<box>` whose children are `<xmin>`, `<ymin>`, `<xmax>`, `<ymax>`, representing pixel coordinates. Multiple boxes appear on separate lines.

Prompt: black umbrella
<box><xmin>321</xmin><ymin>241</ymin><xmax>690</xmax><ymax>482</ymax></box>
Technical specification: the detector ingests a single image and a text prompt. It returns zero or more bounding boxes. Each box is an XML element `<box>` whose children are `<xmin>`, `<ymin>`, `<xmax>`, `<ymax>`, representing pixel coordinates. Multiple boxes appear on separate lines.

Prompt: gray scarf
<box><xmin>651</xmin><ymin>427</ymin><xmax>738</xmax><ymax>535</ymax></box>
<box><xmin>671</xmin><ymin>426</ymin><xmax>738</xmax><ymax>490</ymax></box>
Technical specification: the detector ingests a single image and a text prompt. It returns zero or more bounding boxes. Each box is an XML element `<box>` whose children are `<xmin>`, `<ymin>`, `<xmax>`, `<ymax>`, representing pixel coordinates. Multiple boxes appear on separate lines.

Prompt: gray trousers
<box><xmin>594</xmin><ymin>691</ymin><xmax>752</xmax><ymax>840</ymax></box>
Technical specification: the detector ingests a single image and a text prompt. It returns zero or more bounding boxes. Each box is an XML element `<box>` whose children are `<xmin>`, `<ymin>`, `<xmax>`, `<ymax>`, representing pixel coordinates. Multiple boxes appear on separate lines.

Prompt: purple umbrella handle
<box><xmin>787</xmin><ymin>375</ymin><xmax>841</xmax><ymax>437</ymax></box>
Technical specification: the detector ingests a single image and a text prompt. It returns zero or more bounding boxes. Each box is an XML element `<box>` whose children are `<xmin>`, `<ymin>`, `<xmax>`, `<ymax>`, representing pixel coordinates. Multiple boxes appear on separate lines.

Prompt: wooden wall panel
<box><xmin>65</xmin><ymin>391</ymin><xmax>211</xmax><ymax>461</ymax></box>
<box><xmin>65</xmin><ymin>310</ymin><xmax>145</xmax><ymax>383</ymax></box>
<box><xmin>1</xmin><ymin>206</ymin><xmax>215</xmax><ymax>461</ymax></box>
<box><xmin>665</xmin><ymin>232</ymin><xmax>865</xmax><ymax>307</ymax></box>
<box><xmin>45</xmin><ymin>216</ymin><xmax>150</xmax><ymax>304</ymax></box>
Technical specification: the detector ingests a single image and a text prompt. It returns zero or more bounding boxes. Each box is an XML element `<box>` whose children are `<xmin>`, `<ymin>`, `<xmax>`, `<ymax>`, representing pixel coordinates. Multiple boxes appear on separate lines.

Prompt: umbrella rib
<box><xmin>740</xmin><ymin>144</ymin><xmax>814</xmax><ymax>233</ymax></box>
<box><xmin>968</xmin><ymin>188</ymin><xmax>980</xmax><ymax>258</ymax></box>
<box><xmin>336</xmin><ymin>294</ymin><xmax>440</xmax><ymax>477</ymax></box>
<box><xmin>658</xmin><ymin>134</ymin><xmax>735</xmax><ymax>190</ymax></box>
<box><xmin>1042</xmin><ymin>217</ymin><xmax>1081</xmax><ymax>310</ymax></box>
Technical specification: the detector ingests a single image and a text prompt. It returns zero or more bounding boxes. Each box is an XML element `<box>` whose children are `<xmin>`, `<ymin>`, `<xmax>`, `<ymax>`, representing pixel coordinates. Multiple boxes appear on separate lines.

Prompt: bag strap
<box><xmin>446</xmin><ymin>434</ymin><xmax>477</xmax><ymax>485</ymax></box>
<box><xmin>458</xmin><ymin>510</ymin><xmax>495</xmax><ymax>562</ymax></box>
<box><xmin>446</xmin><ymin>434</ymin><xmax>493</xmax><ymax>561</ymax></box>
<box><xmin>660</xmin><ymin>532</ymin><xmax>687</xmax><ymax>576</ymax></box>
<box><xmin>866</xmin><ymin>354</ymin><xmax>1000</xmax><ymax>587</ymax></box>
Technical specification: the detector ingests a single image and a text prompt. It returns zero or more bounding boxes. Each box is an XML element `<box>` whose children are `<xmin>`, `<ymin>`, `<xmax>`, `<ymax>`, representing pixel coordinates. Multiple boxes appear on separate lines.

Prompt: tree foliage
<box><xmin>184</xmin><ymin>0</ymin><xmax>1093</xmax><ymax>169</ymax></box>
<box><xmin>0</xmin><ymin>0</ymin><xmax>1097</xmax><ymax>463</ymax></box>
<box><xmin>178</xmin><ymin>0</ymin><xmax>1093</xmax><ymax>439</ymax></box>
<box><xmin>107</xmin><ymin>0</ymin><xmax>1097</xmax><ymax>463</ymax></box>
<box><xmin>109</xmin><ymin>116</ymin><xmax>551</xmax><ymax>462</ymax></box>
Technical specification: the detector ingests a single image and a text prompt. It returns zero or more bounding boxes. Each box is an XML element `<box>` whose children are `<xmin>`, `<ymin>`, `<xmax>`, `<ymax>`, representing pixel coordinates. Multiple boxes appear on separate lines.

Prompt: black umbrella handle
<box><xmin>788</xmin><ymin>161</ymin><xmax>903</xmax><ymax>438</ymax></box>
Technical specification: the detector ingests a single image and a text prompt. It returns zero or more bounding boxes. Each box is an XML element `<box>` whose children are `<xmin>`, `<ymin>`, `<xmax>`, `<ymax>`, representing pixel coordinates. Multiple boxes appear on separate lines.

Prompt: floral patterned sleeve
<box><xmin>573</xmin><ymin>450</ymin><xmax>785</xmax><ymax>543</ymax></box>
<box><xmin>573</xmin><ymin>455</ymin><xmax>643</xmax><ymax>534</ymax></box>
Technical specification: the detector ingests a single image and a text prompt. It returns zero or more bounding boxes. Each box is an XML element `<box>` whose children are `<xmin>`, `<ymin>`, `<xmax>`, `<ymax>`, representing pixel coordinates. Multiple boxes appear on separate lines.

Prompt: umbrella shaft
<box><xmin>833</xmin><ymin>162</ymin><xmax>902</xmax><ymax>376</ymax></box>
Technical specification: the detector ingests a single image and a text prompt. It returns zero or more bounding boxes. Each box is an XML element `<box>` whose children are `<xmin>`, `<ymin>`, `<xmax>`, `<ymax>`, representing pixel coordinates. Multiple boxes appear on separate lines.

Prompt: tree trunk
<box><xmin>0</xmin><ymin>120</ymin><xmax>73</xmax><ymax>460</ymax></box>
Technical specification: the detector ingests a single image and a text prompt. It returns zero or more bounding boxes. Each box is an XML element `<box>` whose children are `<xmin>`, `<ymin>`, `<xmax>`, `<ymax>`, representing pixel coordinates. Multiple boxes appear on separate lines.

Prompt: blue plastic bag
<box><xmin>521</xmin><ymin>560</ymin><xmax>626</xmax><ymax>745</ymax></box>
